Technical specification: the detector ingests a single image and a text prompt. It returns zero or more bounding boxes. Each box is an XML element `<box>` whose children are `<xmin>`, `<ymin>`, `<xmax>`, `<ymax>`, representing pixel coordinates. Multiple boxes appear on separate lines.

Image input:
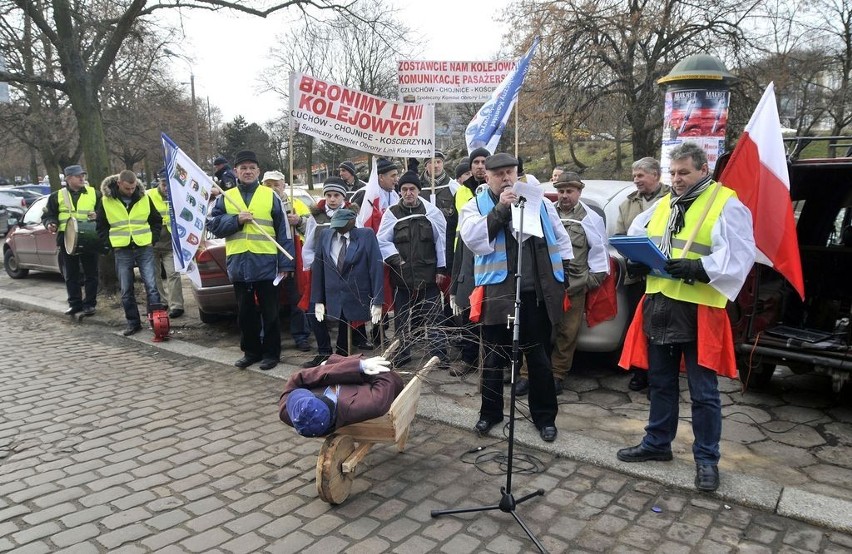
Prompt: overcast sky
<box><xmin>161</xmin><ymin>0</ymin><xmax>512</xmax><ymax>124</ymax></box>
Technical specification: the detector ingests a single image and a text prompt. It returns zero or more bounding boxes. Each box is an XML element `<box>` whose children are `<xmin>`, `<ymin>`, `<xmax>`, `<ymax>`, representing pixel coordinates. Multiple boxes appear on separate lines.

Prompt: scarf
<box><xmin>660</xmin><ymin>175</ymin><xmax>713</xmax><ymax>257</ymax></box>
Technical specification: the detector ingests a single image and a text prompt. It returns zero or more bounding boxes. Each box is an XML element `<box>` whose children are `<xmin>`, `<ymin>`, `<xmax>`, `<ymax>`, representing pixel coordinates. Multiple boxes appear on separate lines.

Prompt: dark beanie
<box><xmin>233</xmin><ymin>150</ymin><xmax>259</xmax><ymax>166</ymax></box>
<box><xmin>455</xmin><ymin>159</ymin><xmax>471</xmax><ymax>179</ymax></box>
<box><xmin>376</xmin><ymin>158</ymin><xmax>397</xmax><ymax>175</ymax></box>
<box><xmin>468</xmin><ymin>147</ymin><xmax>491</xmax><ymax>163</ymax></box>
<box><xmin>398</xmin><ymin>159</ymin><xmax>421</xmax><ymax>189</ymax></box>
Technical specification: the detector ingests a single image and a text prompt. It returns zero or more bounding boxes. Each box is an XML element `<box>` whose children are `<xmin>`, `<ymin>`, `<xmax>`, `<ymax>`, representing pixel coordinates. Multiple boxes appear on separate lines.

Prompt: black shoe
<box><xmin>234</xmin><ymin>355</ymin><xmax>261</xmax><ymax>369</ymax></box>
<box><xmin>81</xmin><ymin>306</ymin><xmax>96</xmax><ymax>316</ymax></box>
<box><xmin>65</xmin><ymin>307</ymin><xmax>82</xmax><ymax>316</ymax></box>
<box><xmin>258</xmin><ymin>358</ymin><xmax>278</xmax><ymax>371</ymax></box>
<box><xmin>168</xmin><ymin>308</ymin><xmax>184</xmax><ymax>318</ymax></box>
<box><xmin>629</xmin><ymin>370</ymin><xmax>648</xmax><ymax>391</ymax></box>
<box><xmin>554</xmin><ymin>378</ymin><xmax>564</xmax><ymax>396</ymax></box>
<box><xmin>474</xmin><ymin>418</ymin><xmax>502</xmax><ymax>436</ymax></box>
<box><xmin>122</xmin><ymin>323</ymin><xmax>142</xmax><ymax>336</ymax></box>
<box><xmin>514</xmin><ymin>377</ymin><xmax>530</xmax><ymax>396</ymax></box>
<box><xmin>296</xmin><ymin>341</ymin><xmax>311</xmax><ymax>352</ymax></box>
<box><xmin>301</xmin><ymin>354</ymin><xmax>330</xmax><ymax>368</ymax></box>
<box><xmin>540</xmin><ymin>426</ymin><xmax>557</xmax><ymax>442</ymax></box>
<box><xmin>355</xmin><ymin>341</ymin><xmax>374</xmax><ymax>351</ymax></box>
<box><xmin>616</xmin><ymin>444</ymin><xmax>673</xmax><ymax>463</ymax></box>
<box><xmin>695</xmin><ymin>464</ymin><xmax>719</xmax><ymax>492</ymax></box>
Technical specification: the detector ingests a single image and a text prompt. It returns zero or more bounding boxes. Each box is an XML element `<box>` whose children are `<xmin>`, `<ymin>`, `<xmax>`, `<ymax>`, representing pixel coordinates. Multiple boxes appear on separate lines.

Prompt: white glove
<box><xmin>371</xmin><ymin>305</ymin><xmax>382</xmax><ymax>325</ymax></box>
<box><xmin>450</xmin><ymin>295</ymin><xmax>461</xmax><ymax>316</ymax></box>
<box><xmin>361</xmin><ymin>356</ymin><xmax>391</xmax><ymax>375</ymax></box>
<box><xmin>315</xmin><ymin>303</ymin><xmax>325</xmax><ymax>322</ymax></box>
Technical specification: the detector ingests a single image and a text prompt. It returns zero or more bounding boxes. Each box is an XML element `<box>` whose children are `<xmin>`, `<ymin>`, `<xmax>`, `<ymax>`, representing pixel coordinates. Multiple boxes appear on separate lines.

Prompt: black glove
<box><xmin>664</xmin><ymin>258</ymin><xmax>710</xmax><ymax>283</ymax></box>
<box><xmin>626</xmin><ymin>261</ymin><xmax>652</xmax><ymax>279</ymax></box>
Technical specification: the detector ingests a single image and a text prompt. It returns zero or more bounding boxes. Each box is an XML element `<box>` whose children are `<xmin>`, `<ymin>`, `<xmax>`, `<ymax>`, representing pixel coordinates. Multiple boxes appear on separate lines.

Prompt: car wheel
<box><xmin>4</xmin><ymin>249</ymin><xmax>29</xmax><ymax>279</ymax></box>
<box><xmin>738</xmin><ymin>360</ymin><xmax>775</xmax><ymax>389</ymax></box>
<box><xmin>198</xmin><ymin>308</ymin><xmax>220</xmax><ymax>324</ymax></box>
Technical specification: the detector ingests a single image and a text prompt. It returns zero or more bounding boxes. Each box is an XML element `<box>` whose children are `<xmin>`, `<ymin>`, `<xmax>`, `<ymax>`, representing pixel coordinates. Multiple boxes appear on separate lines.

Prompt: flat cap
<box><xmin>484</xmin><ymin>153</ymin><xmax>519</xmax><ymax>170</ymax></box>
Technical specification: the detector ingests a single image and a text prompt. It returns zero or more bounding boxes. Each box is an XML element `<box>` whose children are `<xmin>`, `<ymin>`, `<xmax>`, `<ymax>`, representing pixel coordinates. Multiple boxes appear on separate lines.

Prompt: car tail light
<box><xmin>194</xmin><ymin>247</ymin><xmax>226</xmax><ymax>283</ymax></box>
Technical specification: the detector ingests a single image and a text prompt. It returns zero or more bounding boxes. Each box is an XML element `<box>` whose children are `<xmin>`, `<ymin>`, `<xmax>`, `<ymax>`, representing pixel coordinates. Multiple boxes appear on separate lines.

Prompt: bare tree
<box><xmin>504</xmin><ymin>0</ymin><xmax>759</xmax><ymax>160</ymax></box>
<box><xmin>0</xmin><ymin>0</ymin><xmax>363</xmax><ymax>186</ymax></box>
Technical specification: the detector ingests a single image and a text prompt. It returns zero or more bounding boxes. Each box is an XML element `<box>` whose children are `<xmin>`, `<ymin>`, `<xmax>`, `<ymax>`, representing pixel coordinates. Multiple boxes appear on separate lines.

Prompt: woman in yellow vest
<box><xmin>616</xmin><ymin>143</ymin><xmax>755</xmax><ymax>493</ymax></box>
<box><xmin>96</xmin><ymin>170</ymin><xmax>164</xmax><ymax>336</ymax></box>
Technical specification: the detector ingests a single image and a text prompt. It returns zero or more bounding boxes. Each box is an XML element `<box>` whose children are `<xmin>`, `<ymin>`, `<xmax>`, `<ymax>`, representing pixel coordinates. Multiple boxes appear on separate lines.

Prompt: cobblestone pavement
<box><xmin>2</xmin><ymin>309</ymin><xmax>852</xmax><ymax>553</ymax></box>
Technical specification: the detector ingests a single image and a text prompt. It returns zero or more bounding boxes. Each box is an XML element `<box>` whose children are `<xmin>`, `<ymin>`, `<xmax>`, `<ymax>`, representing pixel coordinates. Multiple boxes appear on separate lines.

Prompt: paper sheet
<box><xmin>511</xmin><ymin>181</ymin><xmax>544</xmax><ymax>240</ymax></box>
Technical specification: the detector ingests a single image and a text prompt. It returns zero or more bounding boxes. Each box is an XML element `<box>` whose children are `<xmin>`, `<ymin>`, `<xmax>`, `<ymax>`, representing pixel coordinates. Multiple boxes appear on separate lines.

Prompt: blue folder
<box><xmin>609</xmin><ymin>236</ymin><xmax>671</xmax><ymax>277</ymax></box>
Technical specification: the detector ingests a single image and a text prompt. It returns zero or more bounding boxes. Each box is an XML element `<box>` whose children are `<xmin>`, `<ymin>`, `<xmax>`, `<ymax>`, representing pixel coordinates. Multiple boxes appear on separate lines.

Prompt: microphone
<box><xmin>514</xmin><ymin>195</ymin><xmax>527</xmax><ymax>207</ymax></box>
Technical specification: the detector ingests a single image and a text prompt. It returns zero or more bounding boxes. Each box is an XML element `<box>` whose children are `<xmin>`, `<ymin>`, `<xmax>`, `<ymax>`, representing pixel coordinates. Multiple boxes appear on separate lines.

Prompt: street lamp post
<box><xmin>164</xmin><ymin>49</ymin><xmax>202</xmax><ymax>163</ymax></box>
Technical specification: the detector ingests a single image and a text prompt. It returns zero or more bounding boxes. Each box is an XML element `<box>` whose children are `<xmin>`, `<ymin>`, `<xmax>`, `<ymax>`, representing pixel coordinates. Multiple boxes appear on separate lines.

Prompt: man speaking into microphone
<box><xmin>459</xmin><ymin>153</ymin><xmax>574</xmax><ymax>443</ymax></box>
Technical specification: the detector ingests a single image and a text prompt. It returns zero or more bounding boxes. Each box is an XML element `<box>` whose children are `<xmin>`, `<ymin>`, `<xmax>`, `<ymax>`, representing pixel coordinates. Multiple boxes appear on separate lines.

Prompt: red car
<box><xmin>3</xmin><ymin>196</ymin><xmax>62</xmax><ymax>278</ymax></box>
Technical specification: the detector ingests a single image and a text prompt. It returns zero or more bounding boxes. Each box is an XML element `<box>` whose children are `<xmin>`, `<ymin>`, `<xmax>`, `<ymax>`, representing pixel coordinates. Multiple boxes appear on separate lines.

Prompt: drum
<box><xmin>64</xmin><ymin>217</ymin><xmax>99</xmax><ymax>255</ymax></box>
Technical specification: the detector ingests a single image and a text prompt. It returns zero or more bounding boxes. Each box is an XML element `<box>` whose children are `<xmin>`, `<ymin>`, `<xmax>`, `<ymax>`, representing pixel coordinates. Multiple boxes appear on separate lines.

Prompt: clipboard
<box><xmin>609</xmin><ymin>236</ymin><xmax>672</xmax><ymax>278</ymax></box>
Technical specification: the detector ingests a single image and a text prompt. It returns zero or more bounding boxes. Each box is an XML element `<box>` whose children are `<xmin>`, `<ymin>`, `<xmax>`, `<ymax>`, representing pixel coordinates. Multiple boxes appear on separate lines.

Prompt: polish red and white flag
<box><xmin>719</xmin><ymin>82</ymin><xmax>805</xmax><ymax>299</ymax></box>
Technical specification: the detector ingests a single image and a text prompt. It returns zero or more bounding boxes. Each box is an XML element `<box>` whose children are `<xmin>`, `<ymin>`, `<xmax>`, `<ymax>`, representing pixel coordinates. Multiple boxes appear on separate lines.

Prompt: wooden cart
<box><xmin>315</xmin><ymin>357</ymin><xmax>437</xmax><ymax>504</ymax></box>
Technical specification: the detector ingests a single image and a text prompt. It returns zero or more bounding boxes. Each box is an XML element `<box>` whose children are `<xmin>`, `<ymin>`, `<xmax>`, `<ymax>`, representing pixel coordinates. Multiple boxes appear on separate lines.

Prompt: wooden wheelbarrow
<box><xmin>315</xmin><ymin>356</ymin><xmax>437</xmax><ymax>504</ymax></box>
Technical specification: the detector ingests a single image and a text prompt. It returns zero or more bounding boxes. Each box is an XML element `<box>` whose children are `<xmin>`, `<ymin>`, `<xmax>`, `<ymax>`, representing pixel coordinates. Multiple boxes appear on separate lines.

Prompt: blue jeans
<box><xmin>642</xmin><ymin>342</ymin><xmax>721</xmax><ymax>465</ymax></box>
<box><xmin>114</xmin><ymin>246</ymin><xmax>162</xmax><ymax>325</ymax></box>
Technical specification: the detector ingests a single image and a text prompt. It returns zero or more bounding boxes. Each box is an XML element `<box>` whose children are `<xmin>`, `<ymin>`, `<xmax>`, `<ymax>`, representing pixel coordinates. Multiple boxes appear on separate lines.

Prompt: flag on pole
<box><xmin>356</xmin><ymin>158</ymin><xmax>384</xmax><ymax>232</ymax></box>
<box><xmin>161</xmin><ymin>133</ymin><xmax>216</xmax><ymax>288</ymax></box>
<box><xmin>718</xmin><ymin>82</ymin><xmax>805</xmax><ymax>299</ymax></box>
<box><xmin>465</xmin><ymin>37</ymin><xmax>540</xmax><ymax>153</ymax></box>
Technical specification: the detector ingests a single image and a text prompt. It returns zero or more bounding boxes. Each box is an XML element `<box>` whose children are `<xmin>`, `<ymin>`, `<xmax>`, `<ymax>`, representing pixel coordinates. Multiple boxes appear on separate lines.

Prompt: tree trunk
<box><xmin>65</xmin><ymin>79</ymin><xmax>111</xmax><ymax>185</ymax></box>
<box><xmin>547</xmin><ymin>132</ymin><xmax>557</xmax><ymax>169</ymax></box>
<box><xmin>632</xmin><ymin>126</ymin><xmax>657</xmax><ymax>160</ymax></box>
<box><xmin>568</xmin><ymin>138</ymin><xmax>587</xmax><ymax>170</ymax></box>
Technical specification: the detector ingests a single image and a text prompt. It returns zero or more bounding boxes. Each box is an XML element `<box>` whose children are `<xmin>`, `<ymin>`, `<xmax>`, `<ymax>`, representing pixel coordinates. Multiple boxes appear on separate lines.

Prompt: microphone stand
<box><xmin>430</xmin><ymin>195</ymin><xmax>548</xmax><ymax>553</ymax></box>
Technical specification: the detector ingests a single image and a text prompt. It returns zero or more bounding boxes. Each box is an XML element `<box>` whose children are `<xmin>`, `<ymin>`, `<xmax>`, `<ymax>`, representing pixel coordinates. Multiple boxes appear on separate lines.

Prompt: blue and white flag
<box><xmin>161</xmin><ymin>133</ymin><xmax>216</xmax><ymax>287</ymax></box>
<box><xmin>465</xmin><ymin>37</ymin><xmax>540</xmax><ymax>153</ymax></box>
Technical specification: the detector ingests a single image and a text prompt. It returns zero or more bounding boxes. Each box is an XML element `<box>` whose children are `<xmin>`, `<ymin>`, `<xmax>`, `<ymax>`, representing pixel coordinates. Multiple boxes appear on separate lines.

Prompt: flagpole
<box><xmin>431</xmin><ymin>109</ymin><xmax>436</xmax><ymax>203</ymax></box>
<box><xmin>679</xmin><ymin>181</ymin><xmax>721</xmax><ymax>259</ymax></box>
<box><xmin>213</xmin><ymin>183</ymin><xmax>294</xmax><ymax>260</ymax></box>
<box><xmin>514</xmin><ymin>94</ymin><xmax>519</xmax><ymax>158</ymax></box>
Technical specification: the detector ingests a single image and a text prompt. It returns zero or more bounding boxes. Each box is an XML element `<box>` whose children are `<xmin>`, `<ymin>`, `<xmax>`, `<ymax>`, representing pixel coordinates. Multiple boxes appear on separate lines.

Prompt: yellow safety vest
<box><xmin>645</xmin><ymin>183</ymin><xmax>735</xmax><ymax>308</ymax></box>
<box><xmin>224</xmin><ymin>186</ymin><xmax>277</xmax><ymax>256</ymax></box>
<box><xmin>102</xmin><ymin>196</ymin><xmax>153</xmax><ymax>247</ymax></box>
<box><xmin>146</xmin><ymin>188</ymin><xmax>170</xmax><ymax>229</ymax></box>
<box><xmin>58</xmin><ymin>186</ymin><xmax>97</xmax><ymax>232</ymax></box>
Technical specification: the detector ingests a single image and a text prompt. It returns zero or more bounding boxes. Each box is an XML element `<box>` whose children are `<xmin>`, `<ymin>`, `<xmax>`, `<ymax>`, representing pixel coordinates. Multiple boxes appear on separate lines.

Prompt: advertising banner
<box><xmin>397</xmin><ymin>60</ymin><xmax>517</xmax><ymax>103</ymax></box>
<box><xmin>290</xmin><ymin>72</ymin><xmax>434</xmax><ymax>158</ymax></box>
<box><xmin>660</xmin><ymin>88</ymin><xmax>730</xmax><ymax>183</ymax></box>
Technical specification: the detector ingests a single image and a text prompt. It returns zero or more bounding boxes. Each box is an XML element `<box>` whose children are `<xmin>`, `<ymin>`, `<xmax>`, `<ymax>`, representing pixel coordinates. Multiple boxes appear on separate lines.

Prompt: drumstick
<box><xmin>213</xmin><ymin>184</ymin><xmax>294</xmax><ymax>261</ymax></box>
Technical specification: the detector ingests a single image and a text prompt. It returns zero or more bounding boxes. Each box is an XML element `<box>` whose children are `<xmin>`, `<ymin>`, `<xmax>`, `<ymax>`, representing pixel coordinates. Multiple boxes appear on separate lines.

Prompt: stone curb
<box><xmin>2</xmin><ymin>290</ymin><xmax>850</xmax><ymax>534</ymax></box>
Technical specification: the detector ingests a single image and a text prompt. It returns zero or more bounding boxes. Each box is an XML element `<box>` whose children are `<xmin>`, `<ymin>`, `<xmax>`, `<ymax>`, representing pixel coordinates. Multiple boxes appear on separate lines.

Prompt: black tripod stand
<box><xmin>430</xmin><ymin>196</ymin><xmax>548</xmax><ymax>553</ymax></box>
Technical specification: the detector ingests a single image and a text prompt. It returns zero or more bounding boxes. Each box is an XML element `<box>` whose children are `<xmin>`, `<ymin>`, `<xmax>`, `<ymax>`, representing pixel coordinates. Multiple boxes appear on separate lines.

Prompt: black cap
<box><xmin>455</xmin><ymin>160</ymin><xmax>471</xmax><ymax>179</ymax></box>
<box><xmin>213</xmin><ymin>156</ymin><xmax>228</xmax><ymax>166</ymax></box>
<box><xmin>484</xmin><ymin>153</ymin><xmax>519</xmax><ymax>170</ymax></box>
<box><xmin>377</xmin><ymin>158</ymin><xmax>397</xmax><ymax>175</ymax></box>
<box><xmin>431</xmin><ymin>150</ymin><xmax>445</xmax><ymax>160</ymax></box>
<box><xmin>233</xmin><ymin>150</ymin><xmax>259</xmax><ymax>166</ymax></box>
<box><xmin>398</xmin><ymin>159</ymin><xmax>421</xmax><ymax>189</ymax></box>
<box><xmin>468</xmin><ymin>147</ymin><xmax>491</xmax><ymax>163</ymax></box>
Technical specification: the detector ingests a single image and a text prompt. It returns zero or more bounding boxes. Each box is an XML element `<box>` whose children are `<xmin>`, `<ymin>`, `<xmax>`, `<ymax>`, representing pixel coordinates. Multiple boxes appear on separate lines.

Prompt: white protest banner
<box><xmin>161</xmin><ymin>133</ymin><xmax>216</xmax><ymax>287</ymax></box>
<box><xmin>397</xmin><ymin>60</ymin><xmax>517</xmax><ymax>103</ymax></box>
<box><xmin>289</xmin><ymin>72</ymin><xmax>435</xmax><ymax>158</ymax></box>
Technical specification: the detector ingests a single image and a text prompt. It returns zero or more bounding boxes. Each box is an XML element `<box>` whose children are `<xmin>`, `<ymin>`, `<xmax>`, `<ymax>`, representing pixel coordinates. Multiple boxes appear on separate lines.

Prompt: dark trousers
<box><xmin>234</xmin><ymin>280</ymin><xmax>280</xmax><ymax>361</ymax></box>
<box><xmin>279</xmin><ymin>275</ymin><xmax>310</xmax><ymax>344</ymax></box>
<box><xmin>394</xmin><ymin>284</ymin><xmax>446</xmax><ymax>360</ymax></box>
<box><xmin>311</xmin><ymin>312</ymin><xmax>358</xmax><ymax>356</ymax></box>
<box><xmin>59</xmin><ymin>243</ymin><xmax>98</xmax><ymax>309</ymax></box>
<box><xmin>480</xmin><ymin>292</ymin><xmax>558</xmax><ymax>429</ymax></box>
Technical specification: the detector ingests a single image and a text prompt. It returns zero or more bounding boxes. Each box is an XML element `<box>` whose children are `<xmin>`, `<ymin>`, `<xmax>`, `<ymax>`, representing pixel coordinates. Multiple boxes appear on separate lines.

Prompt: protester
<box><xmin>351</xmin><ymin>158</ymin><xmax>399</xmax><ymax>210</ymax></box>
<box><xmin>278</xmin><ymin>354</ymin><xmax>403</xmax><ymax>437</ymax></box>
<box><xmin>377</xmin><ymin>160</ymin><xmax>449</xmax><ymax>368</ymax></box>
<box><xmin>42</xmin><ymin>164</ymin><xmax>101</xmax><ymax>316</ymax></box>
<box><xmin>310</xmin><ymin>208</ymin><xmax>384</xmax><ymax>362</ymax></box>
<box><xmin>338</xmin><ymin>161</ymin><xmax>366</xmax><ymax>194</ymax></box>
<box><xmin>208</xmin><ymin>151</ymin><xmax>295</xmax><ymax>370</ymax></box>
<box><xmin>96</xmin><ymin>170</ymin><xmax>164</xmax><ymax>336</ymax></box>
<box><xmin>616</xmin><ymin>157</ymin><xmax>671</xmax><ymax>391</ymax></box>
<box><xmin>616</xmin><ymin>142</ymin><xmax>755</xmax><ymax>492</ymax></box>
<box><xmin>460</xmin><ymin>153</ymin><xmax>573</xmax><ymax>443</ymax></box>
<box><xmin>551</xmin><ymin>166</ymin><xmax>565</xmax><ymax>183</ymax></box>
<box><xmin>147</xmin><ymin>169</ymin><xmax>185</xmax><ymax>318</ymax></box>
<box><xmin>213</xmin><ymin>156</ymin><xmax>237</xmax><ymax>190</ymax></box>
